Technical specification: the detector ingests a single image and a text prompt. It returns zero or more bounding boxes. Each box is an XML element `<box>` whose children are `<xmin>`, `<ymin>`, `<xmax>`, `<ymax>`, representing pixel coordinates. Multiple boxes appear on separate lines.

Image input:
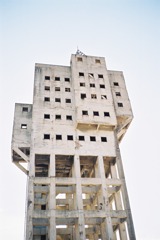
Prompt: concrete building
<box><xmin>12</xmin><ymin>53</ymin><xmax>136</xmax><ymax>240</ymax></box>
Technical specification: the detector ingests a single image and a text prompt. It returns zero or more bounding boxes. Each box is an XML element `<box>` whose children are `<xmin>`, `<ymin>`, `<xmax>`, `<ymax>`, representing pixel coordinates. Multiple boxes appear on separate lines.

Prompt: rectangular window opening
<box><xmin>93</xmin><ymin>111</ymin><xmax>99</xmax><ymax>116</ymax></box>
<box><xmin>90</xmin><ymin>83</ymin><xmax>95</xmax><ymax>88</ymax></box>
<box><xmin>41</xmin><ymin>205</ymin><xmax>46</xmax><ymax>210</ymax></box>
<box><xmin>55</xmin><ymin>98</ymin><xmax>61</xmax><ymax>103</ymax></box>
<box><xmin>22</xmin><ymin>107</ymin><xmax>28</xmax><ymax>112</ymax></box>
<box><xmin>35</xmin><ymin>154</ymin><xmax>50</xmax><ymax>178</ymax></box>
<box><xmin>114</xmin><ymin>82</ymin><xmax>119</xmax><ymax>86</ymax></box>
<box><xmin>91</xmin><ymin>94</ymin><xmax>97</xmax><ymax>99</ymax></box>
<box><xmin>80</xmin><ymin>82</ymin><xmax>85</xmax><ymax>87</ymax></box>
<box><xmin>65</xmin><ymin>99</ymin><xmax>71</xmax><ymax>103</ymax></box>
<box><xmin>65</xmin><ymin>88</ymin><xmax>70</xmax><ymax>92</ymax></box>
<box><xmin>116</xmin><ymin>92</ymin><xmax>121</xmax><ymax>96</ymax></box>
<box><xmin>44</xmin><ymin>134</ymin><xmax>50</xmax><ymax>140</ymax></box>
<box><xmin>79</xmin><ymin>136</ymin><xmax>85</xmax><ymax>141</ymax></box>
<box><xmin>55</xmin><ymin>115</ymin><xmax>61</xmax><ymax>120</ymax></box>
<box><xmin>45</xmin><ymin>76</ymin><xmax>50</xmax><ymax>80</ymax></box>
<box><xmin>44</xmin><ymin>114</ymin><xmax>50</xmax><ymax>119</ymax></box>
<box><xmin>66</xmin><ymin>115</ymin><xmax>72</xmax><ymax>120</ymax></box>
<box><xmin>81</xmin><ymin>93</ymin><xmax>86</xmax><ymax>99</ymax></box>
<box><xmin>90</xmin><ymin>136</ymin><xmax>96</xmax><ymax>142</ymax></box>
<box><xmin>88</xmin><ymin>73</ymin><xmax>94</xmax><ymax>78</ymax></box>
<box><xmin>82</xmin><ymin>110</ymin><xmax>88</xmax><ymax>116</ymax></box>
<box><xmin>79</xmin><ymin>72</ymin><xmax>84</xmax><ymax>77</ymax></box>
<box><xmin>100</xmin><ymin>84</ymin><xmax>105</xmax><ymax>89</ymax></box>
<box><xmin>56</xmin><ymin>135</ymin><xmax>62</xmax><ymax>140</ymax></box>
<box><xmin>104</xmin><ymin>112</ymin><xmax>110</xmax><ymax>117</ymax></box>
<box><xmin>21</xmin><ymin>124</ymin><xmax>27</xmax><ymax>129</ymax></box>
<box><xmin>55</xmin><ymin>87</ymin><xmax>60</xmax><ymax>91</ymax></box>
<box><xmin>118</xmin><ymin>102</ymin><xmax>123</xmax><ymax>107</ymax></box>
<box><xmin>101</xmin><ymin>137</ymin><xmax>107</xmax><ymax>142</ymax></box>
<box><xmin>101</xmin><ymin>95</ymin><xmax>107</xmax><ymax>99</ymax></box>
<box><xmin>77</xmin><ymin>57</ymin><xmax>83</xmax><ymax>62</ymax></box>
<box><xmin>44</xmin><ymin>97</ymin><xmax>50</xmax><ymax>102</ymax></box>
<box><xmin>44</xmin><ymin>86</ymin><xmax>50</xmax><ymax>91</ymax></box>
<box><xmin>95</xmin><ymin>59</ymin><xmax>101</xmax><ymax>63</ymax></box>
<box><xmin>98</xmin><ymin>74</ymin><xmax>103</xmax><ymax>79</ymax></box>
<box><xmin>55</xmin><ymin>77</ymin><xmax>60</xmax><ymax>81</ymax></box>
<box><xmin>67</xmin><ymin>135</ymin><xmax>73</xmax><ymax>141</ymax></box>
<box><xmin>65</xmin><ymin>78</ymin><xmax>70</xmax><ymax>82</ymax></box>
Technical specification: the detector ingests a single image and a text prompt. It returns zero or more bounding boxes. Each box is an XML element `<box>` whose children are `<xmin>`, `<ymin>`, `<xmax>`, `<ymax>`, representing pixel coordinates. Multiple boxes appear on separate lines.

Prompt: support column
<box><xmin>114</xmin><ymin>132</ymin><xmax>136</xmax><ymax>240</ymax></box>
<box><xmin>49</xmin><ymin>153</ymin><xmax>56</xmax><ymax>240</ymax></box>
<box><xmin>97</xmin><ymin>156</ymin><xmax>114</xmax><ymax>240</ymax></box>
<box><xmin>73</xmin><ymin>155</ymin><xmax>86</xmax><ymax>240</ymax></box>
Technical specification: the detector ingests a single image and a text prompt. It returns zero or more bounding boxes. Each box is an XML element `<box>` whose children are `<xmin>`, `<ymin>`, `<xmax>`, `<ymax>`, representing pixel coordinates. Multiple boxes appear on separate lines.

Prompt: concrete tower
<box><xmin>12</xmin><ymin>53</ymin><xmax>136</xmax><ymax>240</ymax></box>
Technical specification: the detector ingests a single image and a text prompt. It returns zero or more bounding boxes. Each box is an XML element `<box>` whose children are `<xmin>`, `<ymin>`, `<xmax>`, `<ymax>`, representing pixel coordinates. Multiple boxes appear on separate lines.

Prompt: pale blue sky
<box><xmin>0</xmin><ymin>1</ymin><xmax>160</xmax><ymax>239</ymax></box>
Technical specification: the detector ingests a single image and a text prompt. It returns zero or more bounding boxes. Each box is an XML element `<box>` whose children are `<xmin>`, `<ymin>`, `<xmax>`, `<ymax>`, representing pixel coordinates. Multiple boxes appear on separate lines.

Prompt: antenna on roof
<box><xmin>76</xmin><ymin>47</ymin><xmax>86</xmax><ymax>56</ymax></box>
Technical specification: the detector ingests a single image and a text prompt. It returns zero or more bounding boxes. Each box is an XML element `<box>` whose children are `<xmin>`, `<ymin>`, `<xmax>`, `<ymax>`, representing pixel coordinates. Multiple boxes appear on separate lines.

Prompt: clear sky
<box><xmin>0</xmin><ymin>1</ymin><xmax>160</xmax><ymax>239</ymax></box>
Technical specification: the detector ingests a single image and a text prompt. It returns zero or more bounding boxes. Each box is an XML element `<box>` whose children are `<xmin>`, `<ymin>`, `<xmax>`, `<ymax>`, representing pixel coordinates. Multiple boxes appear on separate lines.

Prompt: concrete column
<box><xmin>97</xmin><ymin>156</ymin><xmax>114</xmax><ymax>240</ymax></box>
<box><xmin>26</xmin><ymin>178</ymin><xmax>34</xmax><ymax>240</ymax></box>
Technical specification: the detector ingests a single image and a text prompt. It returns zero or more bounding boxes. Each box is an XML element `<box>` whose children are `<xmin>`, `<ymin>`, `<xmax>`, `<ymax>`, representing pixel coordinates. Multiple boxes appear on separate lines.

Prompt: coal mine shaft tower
<box><xmin>12</xmin><ymin>53</ymin><xmax>136</xmax><ymax>240</ymax></box>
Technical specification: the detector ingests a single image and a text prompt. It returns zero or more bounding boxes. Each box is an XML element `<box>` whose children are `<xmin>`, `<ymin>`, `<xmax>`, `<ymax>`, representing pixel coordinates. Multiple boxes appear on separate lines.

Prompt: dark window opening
<box><xmin>91</xmin><ymin>94</ymin><xmax>97</xmax><ymax>99</ymax></box>
<box><xmin>79</xmin><ymin>72</ymin><xmax>84</xmax><ymax>77</ymax></box>
<box><xmin>116</xmin><ymin>92</ymin><xmax>121</xmax><ymax>96</ymax></box>
<box><xmin>55</xmin><ymin>77</ymin><xmax>60</xmax><ymax>81</ymax></box>
<box><xmin>77</xmin><ymin>57</ymin><xmax>83</xmax><ymax>62</ymax></box>
<box><xmin>95</xmin><ymin>59</ymin><xmax>101</xmax><ymax>63</ymax></box>
<box><xmin>44</xmin><ymin>134</ymin><xmax>50</xmax><ymax>139</ymax></box>
<box><xmin>118</xmin><ymin>102</ymin><xmax>123</xmax><ymax>107</ymax></box>
<box><xmin>35</xmin><ymin>154</ymin><xmax>50</xmax><ymax>178</ymax></box>
<box><xmin>114</xmin><ymin>82</ymin><xmax>119</xmax><ymax>86</ymax></box>
<box><xmin>22</xmin><ymin>107</ymin><xmax>28</xmax><ymax>112</ymax></box>
<box><xmin>56</xmin><ymin>135</ymin><xmax>62</xmax><ymax>140</ymax></box>
<box><xmin>82</xmin><ymin>110</ymin><xmax>88</xmax><ymax>115</ymax></box>
<box><xmin>100</xmin><ymin>84</ymin><xmax>105</xmax><ymax>89</ymax></box>
<box><xmin>44</xmin><ymin>97</ymin><xmax>50</xmax><ymax>102</ymax></box>
<box><xmin>101</xmin><ymin>137</ymin><xmax>107</xmax><ymax>142</ymax></box>
<box><xmin>67</xmin><ymin>135</ymin><xmax>73</xmax><ymax>140</ymax></box>
<box><xmin>55</xmin><ymin>98</ymin><xmax>61</xmax><ymax>102</ymax></box>
<box><xmin>55</xmin><ymin>87</ymin><xmax>60</xmax><ymax>91</ymax></box>
<box><xmin>65</xmin><ymin>78</ymin><xmax>70</xmax><ymax>82</ymax></box>
<box><xmin>81</xmin><ymin>93</ymin><xmax>86</xmax><ymax>99</ymax></box>
<box><xmin>21</xmin><ymin>124</ymin><xmax>27</xmax><ymax>129</ymax></box>
<box><xmin>44</xmin><ymin>86</ymin><xmax>50</xmax><ymax>91</ymax></box>
<box><xmin>44</xmin><ymin>114</ymin><xmax>50</xmax><ymax>119</ymax></box>
<box><xmin>90</xmin><ymin>83</ymin><xmax>95</xmax><ymax>88</ymax></box>
<box><xmin>45</xmin><ymin>76</ymin><xmax>50</xmax><ymax>80</ymax></box>
<box><xmin>98</xmin><ymin>74</ymin><xmax>103</xmax><ymax>78</ymax></box>
<box><xmin>93</xmin><ymin>111</ymin><xmax>99</xmax><ymax>116</ymax></box>
<box><xmin>101</xmin><ymin>95</ymin><xmax>107</xmax><ymax>99</ymax></box>
<box><xmin>80</xmin><ymin>82</ymin><xmax>85</xmax><ymax>87</ymax></box>
<box><xmin>65</xmin><ymin>88</ymin><xmax>70</xmax><ymax>92</ymax></box>
<box><xmin>41</xmin><ymin>205</ymin><xmax>46</xmax><ymax>210</ymax></box>
<box><xmin>90</xmin><ymin>136</ymin><xmax>96</xmax><ymax>142</ymax></box>
<box><xmin>55</xmin><ymin>115</ymin><xmax>61</xmax><ymax>120</ymax></box>
<box><xmin>66</xmin><ymin>99</ymin><xmax>71</xmax><ymax>103</ymax></box>
<box><xmin>66</xmin><ymin>115</ymin><xmax>72</xmax><ymax>120</ymax></box>
<box><xmin>41</xmin><ymin>236</ymin><xmax>46</xmax><ymax>240</ymax></box>
<box><xmin>79</xmin><ymin>136</ymin><xmax>85</xmax><ymax>141</ymax></box>
<box><xmin>104</xmin><ymin>112</ymin><xmax>110</xmax><ymax>117</ymax></box>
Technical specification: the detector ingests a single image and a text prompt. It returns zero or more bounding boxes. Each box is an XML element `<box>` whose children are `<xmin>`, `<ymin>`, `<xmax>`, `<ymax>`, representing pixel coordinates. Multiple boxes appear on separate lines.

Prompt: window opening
<box><xmin>82</xmin><ymin>110</ymin><xmax>88</xmax><ymax>115</ymax></box>
<box><xmin>95</xmin><ymin>59</ymin><xmax>101</xmax><ymax>63</ymax></box>
<box><xmin>55</xmin><ymin>98</ymin><xmax>61</xmax><ymax>102</ymax></box>
<box><xmin>98</xmin><ymin>74</ymin><xmax>103</xmax><ymax>78</ymax></box>
<box><xmin>21</xmin><ymin>124</ymin><xmax>27</xmax><ymax>129</ymax></box>
<box><xmin>65</xmin><ymin>88</ymin><xmax>70</xmax><ymax>92</ymax></box>
<box><xmin>56</xmin><ymin>135</ymin><xmax>62</xmax><ymax>140</ymax></box>
<box><xmin>93</xmin><ymin>111</ymin><xmax>99</xmax><ymax>116</ymax></box>
<box><xmin>65</xmin><ymin>99</ymin><xmax>71</xmax><ymax>103</ymax></box>
<box><xmin>44</xmin><ymin>114</ymin><xmax>50</xmax><ymax>119</ymax></box>
<box><xmin>104</xmin><ymin>112</ymin><xmax>110</xmax><ymax>117</ymax></box>
<box><xmin>116</xmin><ymin>92</ymin><xmax>121</xmax><ymax>96</ymax></box>
<box><xmin>41</xmin><ymin>205</ymin><xmax>46</xmax><ymax>210</ymax></box>
<box><xmin>67</xmin><ymin>135</ymin><xmax>73</xmax><ymax>140</ymax></box>
<box><xmin>55</xmin><ymin>77</ymin><xmax>60</xmax><ymax>81</ymax></box>
<box><xmin>80</xmin><ymin>82</ymin><xmax>85</xmax><ymax>87</ymax></box>
<box><xmin>79</xmin><ymin>72</ymin><xmax>84</xmax><ymax>77</ymax></box>
<box><xmin>81</xmin><ymin>93</ymin><xmax>86</xmax><ymax>99</ymax></box>
<box><xmin>44</xmin><ymin>86</ymin><xmax>50</xmax><ymax>91</ymax></box>
<box><xmin>118</xmin><ymin>102</ymin><xmax>123</xmax><ymax>107</ymax></box>
<box><xmin>77</xmin><ymin>57</ymin><xmax>83</xmax><ymax>62</ymax></box>
<box><xmin>55</xmin><ymin>87</ymin><xmax>60</xmax><ymax>91</ymax></box>
<box><xmin>22</xmin><ymin>107</ymin><xmax>28</xmax><ymax>112</ymax></box>
<box><xmin>44</xmin><ymin>134</ymin><xmax>50</xmax><ymax>139</ymax></box>
<box><xmin>100</xmin><ymin>84</ymin><xmax>105</xmax><ymax>88</ymax></box>
<box><xmin>66</xmin><ymin>115</ymin><xmax>72</xmax><ymax>120</ymax></box>
<box><xmin>35</xmin><ymin>154</ymin><xmax>50</xmax><ymax>178</ymax></box>
<box><xmin>65</xmin><ymin>78</ymin><xmax>70</xmax><ymax>82</ymax></box>
<box><xmin>44</xmin><ymin>97</ymin><xmax>50</xmax><ymax>102</ymax></box>
<box><xmin>90</xmin><ymin>136</ymin><xmax>96</xmax><ymax>142</ymax></box>
<box><xmin>55</xmin><ymin>115</ymin><xmax>61</xmax><ymax>120</ymax></box>
<box><xmin>101</xmin><ymin>137</ymin><xmax>107</xmax><ymax>142</ymax></box>
<box><xmin>101</xmin><ymin>95</ymin><xmax>107</xmax><ymax>99</ymax></box>
<box><xmin>90</xmin><ymin>83</ymin><xmax>95</xmax><ymax>88</ymax></box>
<box><xmin>88</xmin><ymin>73</ymin><xmax>94</xmax><ymax>78</ymax></box>
<box><xmin>45</xmin><ymin>76</ymin><xmax>50</xmax><ymax>80</ymax></box>
<box><xmin>91</xmin><ymin>94</ymin><xmax>97</xmax><ymax>99</ymax></box>
<box><xmin>114</xmin><ymin>82</ymin><xmax>119</xmax><ymax>86</ymax></box>
<box><xmin>79</xmin><ymin>136</ymin><xmax>85</xmax><ymax>141</ymax></box>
